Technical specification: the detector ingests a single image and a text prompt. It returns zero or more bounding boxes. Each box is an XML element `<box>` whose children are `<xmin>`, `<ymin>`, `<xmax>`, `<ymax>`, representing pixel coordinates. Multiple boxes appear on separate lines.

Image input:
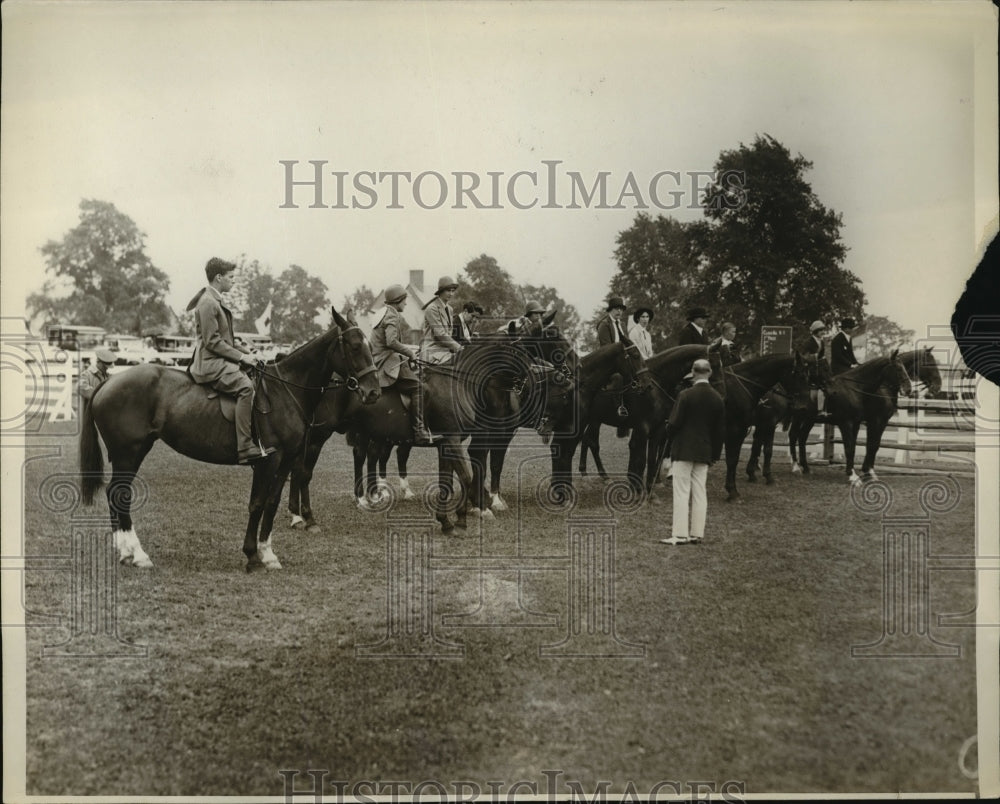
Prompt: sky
<box><xmin>2</xmin><ymin>0</ymin><xmax>997</xmax><ymax>341</ymax></box>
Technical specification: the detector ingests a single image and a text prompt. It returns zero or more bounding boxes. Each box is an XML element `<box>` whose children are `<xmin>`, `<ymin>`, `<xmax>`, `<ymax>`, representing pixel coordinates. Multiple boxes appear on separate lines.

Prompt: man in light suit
<box><xmin>371</xmin><ymin>284</ymin><xmax>436</xmax><ymax>445</ymax></box>
<box><xmin>190</xmin><ymin>257</ymin><xmax>274</xmax><ymax>464</ymax></box>
<box><xmin>660</xmin><ymin>358</ymin><xmax>725</xmax><ymax>545</ymax></box>
<box><xmin>420</xmin><ymin>275</ymin><xmax>464</xmax><ymax>364</ymax></box>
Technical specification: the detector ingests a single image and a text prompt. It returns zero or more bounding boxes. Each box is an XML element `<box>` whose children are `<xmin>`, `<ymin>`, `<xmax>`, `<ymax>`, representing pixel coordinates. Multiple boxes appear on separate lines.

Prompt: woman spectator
<box><xmin>628</xmin><ymin>306</ymin><xmax>655</xmax><ymax>359</ymax></box>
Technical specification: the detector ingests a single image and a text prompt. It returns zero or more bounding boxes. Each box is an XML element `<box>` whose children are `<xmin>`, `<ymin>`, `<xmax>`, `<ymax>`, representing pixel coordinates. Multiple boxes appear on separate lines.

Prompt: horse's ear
<box><xmin>331</xmin><ymin>306</ymin><xmax>346</xmax><ymax>329</ymax></box>
<box><xmin>542</xmin><ymin>309</ymin><xmax>556</xmax><ymax>326</ymax></box>
<box><xmin>890</xmin><ymin>348</ymin><xmax>899</xmax><ymax>360</ymax></box>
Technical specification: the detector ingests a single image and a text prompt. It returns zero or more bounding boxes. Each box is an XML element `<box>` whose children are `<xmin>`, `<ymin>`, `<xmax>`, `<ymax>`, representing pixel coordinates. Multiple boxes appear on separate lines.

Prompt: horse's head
<box><xmin>785</xmin><ymin>351</ymin><xmax>815</xmax><ymax>410</ymax></box>
<box><xmin>330</xmin><ymin>306</ymin><xmax>380</xmax><ymax>404</ymax></box>
<box><xmin>620</xmin><ymin>339</ymin><xmax>652</xmax><ymax>391</ymax></box>
<box><xmin>886</xmin><ymin>349</ymin><xmax>913</xmax><ymax>397</ymax></box>
<box><xmin>916</xmin><ymin>345</ymin><xmax>942</xmax><ymax>396</ymax></box>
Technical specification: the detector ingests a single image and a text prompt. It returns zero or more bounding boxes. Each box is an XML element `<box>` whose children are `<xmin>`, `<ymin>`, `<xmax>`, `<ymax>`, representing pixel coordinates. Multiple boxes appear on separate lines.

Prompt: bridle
<box><xmin>254</xmin><ymin>325</ymin><xmax>377</xmax><ymax>395</ymax></box>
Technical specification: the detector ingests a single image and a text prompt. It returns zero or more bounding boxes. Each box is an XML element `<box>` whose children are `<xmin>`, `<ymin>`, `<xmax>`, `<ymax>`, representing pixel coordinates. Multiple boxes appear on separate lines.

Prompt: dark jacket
<box><xmin>596</xmin><ymin>314</ymin><xmax>628</xmax><ymax>346</ymax></box>
<box><xmin>452</xmin><ymin>314</ymin><xmax>474</xmax><ymax>345</ymax></box>
<box><xmin>667</xmin><ymin>381</ymin><xmax>726</xmax><ymax>464</ymax></box>
<box><xmin>801</xmin><ymin>334</ymin><xmax>825</xmax><ymax>361</ymax></box>
<box><xmin>678</xmin><ymin>322</ymin><xmax>709</xmax><ymax>346</ymax></box>
<box><xmin>829</xmin><ymin>331</ymin><xmax>858</xmax><ymax>375</ymax></box>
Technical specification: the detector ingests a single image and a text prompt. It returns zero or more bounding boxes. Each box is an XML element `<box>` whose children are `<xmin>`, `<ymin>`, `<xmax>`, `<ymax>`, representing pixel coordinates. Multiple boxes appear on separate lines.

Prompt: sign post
<box><xmin>760</xmin><ymin>326</ymin><xmax>792</xmax><ymax>356</ymax></box>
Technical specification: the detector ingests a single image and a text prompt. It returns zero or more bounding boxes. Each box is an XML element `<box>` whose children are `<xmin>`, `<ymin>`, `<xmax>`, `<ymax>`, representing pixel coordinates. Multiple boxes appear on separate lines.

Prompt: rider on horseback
<box><xmin>419</xmin><ymin>275</ymin><xmax>464</xmax><ymax>365</ymax></box>
<box><xmin>372</xmin><ymin>284</ymin><xmax>436</xmax><ymax>445</ymax></box>
<box><xmin>189</xmin><ymin>258</ymin><xmax>275</xmax><ymax>464</ymax></box>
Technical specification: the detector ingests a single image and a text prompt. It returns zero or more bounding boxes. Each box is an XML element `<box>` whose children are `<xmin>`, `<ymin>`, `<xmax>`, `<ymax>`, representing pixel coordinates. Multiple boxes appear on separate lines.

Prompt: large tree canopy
<box><xmin>28</xmin><ymin>199</ymin><xmax>173</xmax><ymax>335</ymax></box>
<box><xmin>695</xmin><ymin>134</ymin><xmax>865</xmax><ymax>339</ymax></box>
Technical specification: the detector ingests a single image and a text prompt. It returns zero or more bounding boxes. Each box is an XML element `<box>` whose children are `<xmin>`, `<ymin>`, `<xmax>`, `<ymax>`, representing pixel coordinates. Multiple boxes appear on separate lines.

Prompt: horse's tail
<box><xmin>79</xmin><ymin>399</ymin><xmax>105</xmax><ymax>505</ymax></box>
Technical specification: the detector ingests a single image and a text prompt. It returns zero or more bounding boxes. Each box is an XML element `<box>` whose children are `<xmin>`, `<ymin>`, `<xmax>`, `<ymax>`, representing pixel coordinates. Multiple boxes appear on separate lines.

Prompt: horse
<box><xmin>745</xmin><ymin>385</ymin><xmax>793</xmax><ymax>485</ymax></box>
<box><xmin>786</xmin><ymin>348</ymin><xmax>916</xmax><ymax>483</ymax></box>
<box><xmin>545</xmin><ymin>340</ymin><xmax>651</xmax><ymax>505</ymax></box>
<box><xmin>577</xmin><ymin>344</ymin><xmax>725</xmax><ymax>495</ymax></box>
<box><xmin>465</xmin><ymin>314</ymin><xmax>577</xmax><ymax>514</ymax></box>
<box><xmin>79</xmin><ymin>308</ymin><xmax>380</xmax><ymax>571</ymax></box>
<box><xmin>284</xmin><ymin>313</ymin><xmax>572</xmax><ymax>528</ymax></box>
<box><xmin>717</xmin><ymin>353</ymin><xmax>812</xmax><ymax>501</ymax></box>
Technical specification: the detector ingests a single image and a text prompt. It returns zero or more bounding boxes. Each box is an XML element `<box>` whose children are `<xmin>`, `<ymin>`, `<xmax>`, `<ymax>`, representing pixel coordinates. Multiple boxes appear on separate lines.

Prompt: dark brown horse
<box><xmin>284</xmin><ymin>313</ymin><xmax>573</xmax><ymax>529</ymax></box>
<box><xmin>545</xmin><ymin>340</ymin><xmax>652</xmax><ymax>505</ymax></box>
<box><xmin>79</xmin><ymin>308</ymin><xmax>380</xmax><ymax>571</ymax></box>
<box><xmin>786</xmin><ymin>348</ymin><xmax>921</xmax><ymax>483</ymax></box>
<box><xmin>577</xmin><ymin>344</ymin><xmax>725</xmax><ymax>495</ymax></box>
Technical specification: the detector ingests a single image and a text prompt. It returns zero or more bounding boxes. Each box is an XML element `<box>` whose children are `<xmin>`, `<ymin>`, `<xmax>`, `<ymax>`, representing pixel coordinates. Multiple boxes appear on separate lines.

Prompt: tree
<box><xmin>599</xmin><ymin>213</ymin><xmax>705</xmax><ymax>351</ymax></box>
<box><xmin>342</xmin><ymin>285</ymin><xmax>378</xmax><ymax>318</ymax></box>
<box><xmin>863</xmin><ymin>315</ymin><xmax>915</xmax><ymax>355</ymax></box>
<box><xmin>229</xmin><ymin>256</ymin><xmax>276</xmax><ymax>332</ymax></box>
<box><xmin>270</xmin><ymin>264</ymin><xmax>329</xmax><ymax>344</ymax></box>
<box><xmin>459</xmin><ymin>254</ymin><xmax>522</xmax><ymax>317</ymax></box>
<box><xmin>695</xmin><ymin>135</ymin><xmax>866</xmax><ymax>342</ymax></box>
<box><xmin>27</xmin><ymin>199</ymin><xmax>173</xmax><ymax>334</ymax></box>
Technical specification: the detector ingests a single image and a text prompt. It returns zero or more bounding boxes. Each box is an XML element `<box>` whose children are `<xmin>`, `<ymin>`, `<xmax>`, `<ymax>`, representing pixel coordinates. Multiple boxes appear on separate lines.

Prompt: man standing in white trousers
<box><xmin>660</xmin><ymin>358</ymin><xmax>725</xmax><ymax>546</ymax></box>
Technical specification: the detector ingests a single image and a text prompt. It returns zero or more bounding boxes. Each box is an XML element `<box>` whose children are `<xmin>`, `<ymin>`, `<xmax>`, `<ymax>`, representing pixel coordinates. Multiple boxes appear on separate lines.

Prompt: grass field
<box><xmin>16</xmin><ymin>422</ymin><xmax>979</xmax><ymax>797</ymax></box>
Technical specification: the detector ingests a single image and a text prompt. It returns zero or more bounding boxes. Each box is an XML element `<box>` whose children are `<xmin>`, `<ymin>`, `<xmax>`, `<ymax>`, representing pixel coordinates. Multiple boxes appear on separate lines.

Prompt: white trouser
<box><xmin>671</xmin><ymin>460</ymin><xmax>708</xmax><ymax>539</ymax></box>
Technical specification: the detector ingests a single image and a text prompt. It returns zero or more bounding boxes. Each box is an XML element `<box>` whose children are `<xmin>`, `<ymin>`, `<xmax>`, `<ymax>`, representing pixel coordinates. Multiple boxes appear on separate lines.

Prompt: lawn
<box><xmin>15</xmin><ymin>422</ymin><xmax>979</xmax><ymax>797</ymax></box>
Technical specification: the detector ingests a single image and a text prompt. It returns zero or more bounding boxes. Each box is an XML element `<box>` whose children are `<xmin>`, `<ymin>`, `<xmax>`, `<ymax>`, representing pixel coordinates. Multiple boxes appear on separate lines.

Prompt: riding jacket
<box><xmin>190</xmin><ymin>285</ymin><xmax>251</xmax><ymax>383</ymax></box>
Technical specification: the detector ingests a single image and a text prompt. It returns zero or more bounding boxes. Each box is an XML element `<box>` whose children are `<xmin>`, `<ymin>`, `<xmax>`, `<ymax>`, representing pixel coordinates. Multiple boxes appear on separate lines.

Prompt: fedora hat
<box><xmin>383</xmin><ymin>284</ymin><xmax>408</xmax><ymax>304</ymax></box>
<box><xmin>632</xmin><ymin>306</ymin><xmax>654</xmax><ymax>323</ymax></box>
<box><xmin>435</xmin><ymin>275</ymin><xmax>459</xmax><ymax>295</ymax></box>
<box><xmin>606</xmin><ymin>297</ymin><xmax>626</xmax><ymax>312</ymax></box>
<box><xmin>840</xmin><ymin>317</ymin><xmax>857</xmax><ymax>330</ymax></box>
<box><xmin>95</xmin><ymin>348</ymin><xmax>116</xmax><ymax>364</ymax></box>
<box><xmin>810</xmin><ymin>320</ymin><xmax>827</xmax><ymax>333</ymax></box>
<box><xmin>687</xmin><ymin>307</ymin><xmax>709</xmax><ymax>320</ymax></box>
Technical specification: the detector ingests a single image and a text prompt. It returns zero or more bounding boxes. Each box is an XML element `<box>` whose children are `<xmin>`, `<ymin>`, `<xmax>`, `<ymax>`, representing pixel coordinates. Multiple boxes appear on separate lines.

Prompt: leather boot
<box><xmin>410</xmin><ymin>381</ymin><xmax>437</xmax><ymax>446</ymax></box>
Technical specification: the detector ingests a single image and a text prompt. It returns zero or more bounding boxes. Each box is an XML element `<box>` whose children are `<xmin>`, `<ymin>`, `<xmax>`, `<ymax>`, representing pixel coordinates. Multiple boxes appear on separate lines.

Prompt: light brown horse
<box><xmin>79</xmin><ymin>308</ymin><xmax>380</xmax><ymax>571</ymax></box>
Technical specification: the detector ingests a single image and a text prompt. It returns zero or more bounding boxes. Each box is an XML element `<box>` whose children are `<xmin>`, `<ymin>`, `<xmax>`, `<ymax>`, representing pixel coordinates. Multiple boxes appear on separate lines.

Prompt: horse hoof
<box><xmin>305</xmin><ymin>523</ymin><xmax>322</xmax><ymax>533</ymax></box>
<box><xmin>290</xmin><ymin>514</ymin><xmax>306</xmax><ymax>529</ymax></box>
<box><xmin>491</xmin><ymin>496</ymin><xmax>508</xmax><ymax>512</ymax></box>
<box><xmin>402</xmin><ymin>489</ymin><xmax>416</xmax><ymax>501</ymax></box>
<box><xmin>246</xmin><ymin>557</ymin><xmax>266</xmax><ymax>573</ymax></box>
<box><xmin>765</xmin><ymin>476</ymin><xmax>774</xmax><ymax>486</ymax></box>
<box><xmin>746</xmin><ymin>475</ymin><xmax>757</xmax><ymax>483</ymax></box>
<box><xmin>482</xmin><ymin>508</ymin><xmax>495</xmax><ymax>521</ymax></box>
<box><xmin>265</xmin><ymin>559</ymin><xmax>283</xmax><ymax>571</ymax></box>
<box><xmin>131</xmin><ymin>554</ymin><xmax>154</xmax><ymax>569</ymax></box>
<box><xmin>791</xmin><ymin>464</ymin><xmax>802</xmax><ymax>475</ymax></box>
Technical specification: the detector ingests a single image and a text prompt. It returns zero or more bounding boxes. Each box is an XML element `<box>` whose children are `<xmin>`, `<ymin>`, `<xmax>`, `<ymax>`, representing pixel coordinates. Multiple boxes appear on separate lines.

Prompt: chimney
<box><xmin>409</xmin><ymin>269</ymin><xmax>424</xmax><ymax>293</ymax></box>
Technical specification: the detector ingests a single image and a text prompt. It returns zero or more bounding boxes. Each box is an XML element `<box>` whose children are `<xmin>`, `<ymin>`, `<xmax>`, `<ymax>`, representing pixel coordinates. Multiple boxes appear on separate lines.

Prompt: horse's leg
<box><xmin>746</xmin><ymin>423</ymin><xmax>762</xmax><ymax>483</ymax></box>
<box><xmin>626</xmin><ymin>426</ymin><xmax>648</xmax><ymax>493</ymax></box>
<box><xmin>436</xmin><ymin>442</ymin><xmax>456</xmax><ymax>534</ymax></box>
<box><xmin>578</xmin><ymin>423</ymin><xmax>592</xmax><ymax>476</ymax></box>
<box><xmin>724</xmin><ymin>426</ymin><xmax>748</xmax><ymax>502</ymax></box>
<box><xmin>107</xmin><ymin>440</ymin><xmax>155</xmax><ymax>568</ymax></box>
<box><xmin>396</xmin><ymin>442</ymin><xmax>415</xmax><ymax>500</ymax></box>
<box><xmin>291</xmin><ymin>427</ymin><xmax>329</xmax><ymax>531</ymax></box>
<box><xmin>451</xmin><ymin>440</ymin><xmax>474</xmax><ymax>531</ymax></box>
<box><xmin>842</xmin><ymin>420</ymin><xmax>862</xmax><ymax>484</ymax></box>
<box><xmin>376</xmin><ymin>442</ymin><xmax>391</xmax><ymax>495</ymax></box>
<box><xmin>645</xmin><ymin>427</ymin><xmax>667</xmax><ymax>500</ymax></box>
<box><xmin>549</xmin><ymin>433</ymin><xmax>577</xmax><ymax>506</ymax></box>
<box><xmin>590</xmin><ymin>426</ymin><xmax>610</xmax><ymax>481</ymax></box>
<box><xmin>253</xmin><ymin>457</ymin><xmax>292</xmax><ymax>570</ymax></box>
<box><xmin>761</xmin><ymin>418</ymin><xmax>776</xmax><ymax>485</ymax></box>
<box><xmin>352</xmin><ymin>434</ymin><xmax>367</xmax><ymax>506</ymax></box>
<box><xmin>244</xmin><ymin>456</ymin><xmax>280</xmax><ymax>569</ymax></box>
<box><xmin>861</xmin><ymin>418</ymin><xmax>885</xmax><ymax>480</ymax></box>
<box><xmin>466</xmin><ymin>433</ymin><xmax>488</xmax><ymax>516</ymax></box>
<box><xmin>489</xmin><ymin>431</ymin><xmax>514</xmax><ymax>511</ymax></box>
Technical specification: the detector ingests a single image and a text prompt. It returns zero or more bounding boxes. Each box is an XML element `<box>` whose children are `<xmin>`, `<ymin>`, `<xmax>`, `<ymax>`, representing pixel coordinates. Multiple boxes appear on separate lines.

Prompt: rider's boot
<box><xmin>410</xmin><ymin>381</ymin><xmax>437</xmax><ymax>446</ymax></box>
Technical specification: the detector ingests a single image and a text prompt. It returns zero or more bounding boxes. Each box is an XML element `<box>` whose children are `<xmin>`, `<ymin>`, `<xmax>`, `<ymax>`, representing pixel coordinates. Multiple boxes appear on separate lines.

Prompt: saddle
<box><xmin>188</xmin><ymin>367</ymin><xmax>275</xmax><ymax>444</ymax></box>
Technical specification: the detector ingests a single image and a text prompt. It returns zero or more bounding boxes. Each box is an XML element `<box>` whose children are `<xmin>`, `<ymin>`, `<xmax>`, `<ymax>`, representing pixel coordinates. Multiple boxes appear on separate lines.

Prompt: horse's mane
<box><xmin>728</xmin><ymin>352</ymin><xmax>797</xmax><ymax>375</ymax></box>
<box><xmin>836</xmin><ymin>355</ymin><xmax>899</xmax><ymax>386</ymax></box>
<box><xmin>274</xmin><ymin>325</ymin><xmax>339</xmax><ymax>366</ymax></box>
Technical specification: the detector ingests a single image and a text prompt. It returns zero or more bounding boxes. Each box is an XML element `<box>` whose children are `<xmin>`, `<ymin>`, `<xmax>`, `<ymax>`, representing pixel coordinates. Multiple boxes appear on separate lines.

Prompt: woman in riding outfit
<box><xmin>370</xmin><ymin>284</ymin><xmax>436</xmax><ymax>445</ymax></box>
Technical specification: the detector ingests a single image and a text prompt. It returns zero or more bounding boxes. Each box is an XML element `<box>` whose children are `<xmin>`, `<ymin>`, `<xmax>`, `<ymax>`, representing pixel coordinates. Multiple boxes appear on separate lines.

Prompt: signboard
<box><xmin>760</xmin><ymin>325</ymin><xmax>793</xmax><ymax>356</ymax></box>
